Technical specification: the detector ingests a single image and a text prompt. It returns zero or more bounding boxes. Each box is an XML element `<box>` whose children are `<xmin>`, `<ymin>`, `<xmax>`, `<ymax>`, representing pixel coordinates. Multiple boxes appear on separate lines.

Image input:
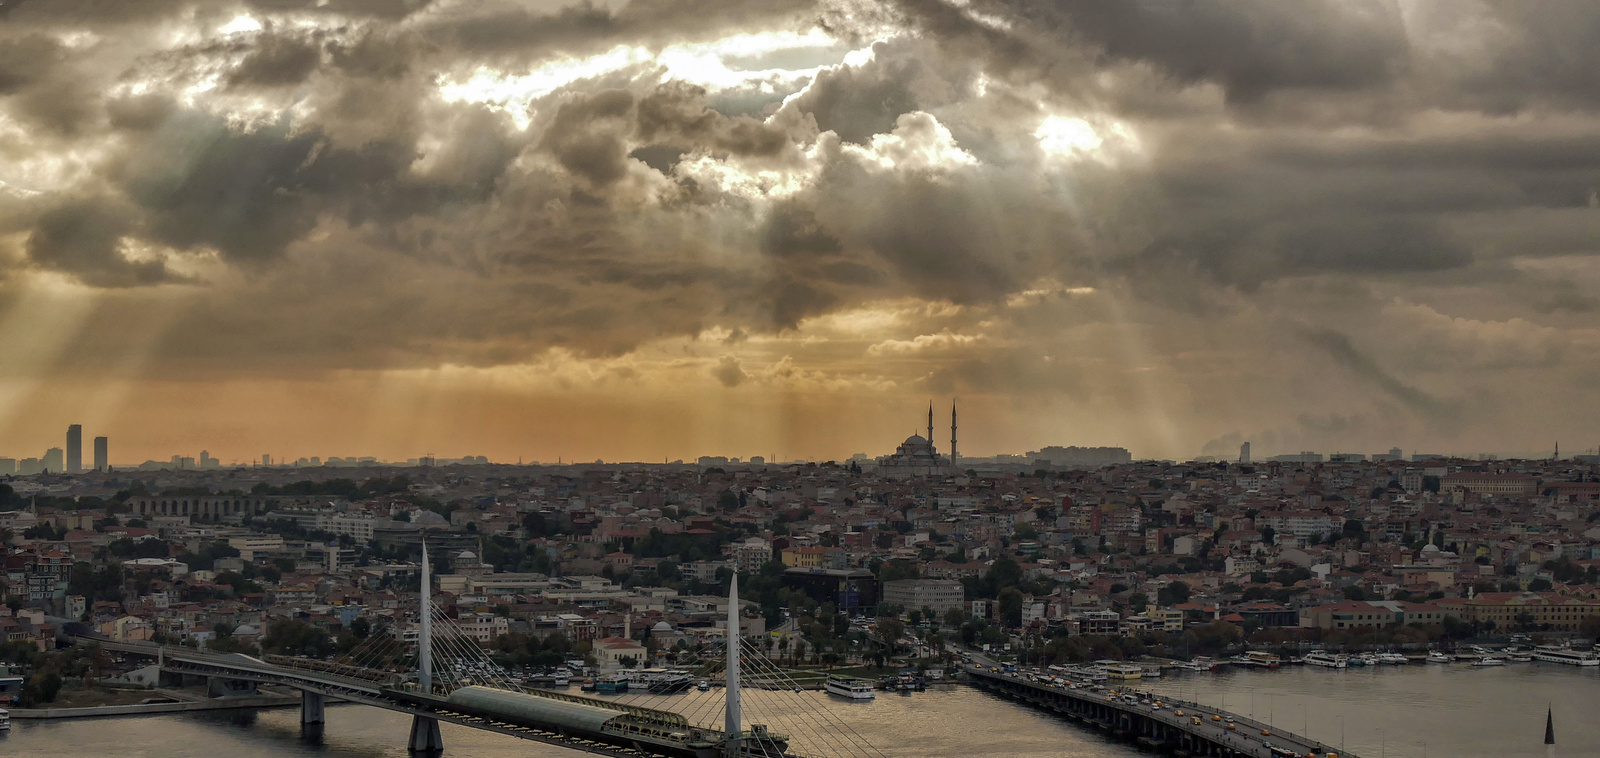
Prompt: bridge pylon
<box><xmin>409</xmin><ymin>714</ymin><xmax>444</xmax><ymax>755</ymax></box>
<box><xmin>301</xmin><ymin>691</ymin><xmax>326</xmax><ymax>725</ymax></box>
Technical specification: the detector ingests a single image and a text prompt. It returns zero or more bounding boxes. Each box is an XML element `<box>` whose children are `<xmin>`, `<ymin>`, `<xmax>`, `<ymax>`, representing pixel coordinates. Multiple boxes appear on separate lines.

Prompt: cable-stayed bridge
<box><xmin>69</xmin><ymin>545</ymin><xmax>884</xmax><ymax>758</ymax></box>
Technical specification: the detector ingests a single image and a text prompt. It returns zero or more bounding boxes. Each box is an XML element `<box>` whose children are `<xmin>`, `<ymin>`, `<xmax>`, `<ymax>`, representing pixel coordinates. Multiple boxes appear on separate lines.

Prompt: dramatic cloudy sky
<box><xmin>1</xmin><ymin>0</ymin><xmax>1598</xmax><ymax>464</ymax></box>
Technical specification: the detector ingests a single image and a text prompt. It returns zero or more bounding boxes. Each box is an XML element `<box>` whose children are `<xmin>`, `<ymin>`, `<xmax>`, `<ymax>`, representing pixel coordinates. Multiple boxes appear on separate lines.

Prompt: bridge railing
<box><xmin>261</xmin><ymin>654</ymin><xmax>402</xmax><ymax>686</ymax></box>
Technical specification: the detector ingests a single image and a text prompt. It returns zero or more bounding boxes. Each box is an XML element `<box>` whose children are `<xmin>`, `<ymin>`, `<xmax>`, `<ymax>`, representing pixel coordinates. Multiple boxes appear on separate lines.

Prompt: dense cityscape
<box><xmin>6</xmin><ymin>416</ymin><xmax>1600</xmax><ymax>726</ymax></box>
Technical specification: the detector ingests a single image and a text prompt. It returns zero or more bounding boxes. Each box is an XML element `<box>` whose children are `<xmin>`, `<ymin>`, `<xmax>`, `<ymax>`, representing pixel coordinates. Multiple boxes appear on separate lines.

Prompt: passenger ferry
<box><xmin>1303</xmin><ymin>651</ymin><xmax>1348</xmax><ymax>668</ymax></box>
<box><xmin>1242</xmin><ymin>651</ymin><xmax>1281</xmax><ymax>669</ymax></box>
<box><xmin>648</xmin><ymin>671</ymin><xmax>695</xmax><ymax>694</ymax></box>
<box><xmin>1532</xmin><ymin>645</ymin><xmax>1600</xmax><ymax>666</ymax></box>
<box><xmin>824</xmin><ymin>676</ymin><xmax>877</xmax><ymax>700</ymax></box>
<box><xmin>1103</xmin><ymin>663</ymin><xmax>1143</xmax><ymax>681</ymax></box>
<box><xmin>595</xmin><ymin>674</ymin><xmax>630</xmax><ymax>694</ymax></box>
<box><xmin>1069</xmin><ymin>665</ymin><xmax>1110</xmax><ymax>682</ymax></box>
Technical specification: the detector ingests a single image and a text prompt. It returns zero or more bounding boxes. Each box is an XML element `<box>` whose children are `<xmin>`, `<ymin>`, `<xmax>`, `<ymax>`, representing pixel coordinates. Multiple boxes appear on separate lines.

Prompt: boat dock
<box><xmin>965</xmin><ymin>665</ymin><xmax>1353</xmax><ymax>757</ymax></box>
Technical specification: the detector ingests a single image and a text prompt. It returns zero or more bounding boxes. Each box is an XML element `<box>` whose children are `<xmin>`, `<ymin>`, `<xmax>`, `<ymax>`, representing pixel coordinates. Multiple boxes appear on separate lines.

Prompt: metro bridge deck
<box><xmin>77</xmin><ymin>635</ymin><xmax>808</xmax><ymax>758</ymax></box>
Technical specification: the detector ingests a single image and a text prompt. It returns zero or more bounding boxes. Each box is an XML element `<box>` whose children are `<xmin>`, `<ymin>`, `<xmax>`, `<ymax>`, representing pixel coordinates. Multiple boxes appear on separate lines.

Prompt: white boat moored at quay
<box><xmin>1532</xmin><ymin>645</ymin><xmax>1600</xmax><ymax>666</ymax></box>
<box><xmin>825</xmin><ymin>675</ymin><xmax>877</xmax><ymax>700</ymax></box>
<box><xmin>1303</xmin><ymin>651</ymin><xmax>1348</xmax><ymax>668</ymax></box>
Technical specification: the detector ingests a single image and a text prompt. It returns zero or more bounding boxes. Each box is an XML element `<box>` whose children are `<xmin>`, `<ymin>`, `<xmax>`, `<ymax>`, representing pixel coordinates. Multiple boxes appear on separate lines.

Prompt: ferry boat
<box><xmin>1303</xmin><ymin>651</ymin><xmax>1348</xmax><ymax>669</ymax></box>
<box><xmin>1104</xmin><ymin>663</ymin><xmax>1143</xmax><ymax>681</ymax></box>
<box><xmin>1532</xmin><ymin>645</ymin><xmax>1600</xmax><ymax>666</ymax></box>
<box><xmin>0</xmin><ymin>707</ymin><xmax>8</xmax><ymax>732</ymax></box>
<box><xmin>1242</xmin><ymin>651</ymin><xmax>1282</xmax><ymax>669</ymax></box>
<box><xmin>649</xmin><ymin>671</ymin><xmax>695</xmax><ymax>694</ymax></box>
<box><xmin>595</xmin><ymin>674</ymin><xmax>630</xmax><ymax>694</ymax></box>
<box><xmin>825</xmin><ymin>676</ymin><xmax>877</xmax><ymax>700</ymax></box>
<box><xmin>1069</xmin><ymin>665</ymin><xmax>1110</xmax><ymax>682</ymax></box>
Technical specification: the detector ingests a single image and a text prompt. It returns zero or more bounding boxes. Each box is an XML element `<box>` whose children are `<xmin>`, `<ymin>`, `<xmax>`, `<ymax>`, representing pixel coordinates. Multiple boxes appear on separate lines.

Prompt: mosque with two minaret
<box><xmin>875</xmin><ymin>400</ymin><xmax>960</xmax><ymax>478</ymax></box>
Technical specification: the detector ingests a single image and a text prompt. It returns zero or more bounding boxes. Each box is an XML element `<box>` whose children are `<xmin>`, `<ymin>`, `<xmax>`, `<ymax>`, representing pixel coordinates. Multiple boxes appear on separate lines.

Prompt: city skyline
<box><xmin>0</xmin><ymin>416</ymin><xmax>1589</xmax><ymax>471</ymax></box>
<box><xmin>4</xmin><ymin>3</ymin><xmax>1600</xmax><ymax>464</ymax></box>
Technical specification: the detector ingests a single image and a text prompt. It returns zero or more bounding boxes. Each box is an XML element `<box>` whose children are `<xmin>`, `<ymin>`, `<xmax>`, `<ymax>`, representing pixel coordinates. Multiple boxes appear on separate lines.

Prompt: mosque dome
<box><xmin>904</xmin><ymin>435</ymin><xmax>928</xmax><ymax>446</ymax></box>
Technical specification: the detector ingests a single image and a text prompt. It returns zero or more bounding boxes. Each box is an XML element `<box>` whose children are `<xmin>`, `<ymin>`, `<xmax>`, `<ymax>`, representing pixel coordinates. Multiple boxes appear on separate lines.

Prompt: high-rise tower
<box><xmin>66</xmin><ymin>424</ymin><xmax>82</xmax><ymax>474</ymax></box>
<box><xmin>93</xmin><ymin>436</ymin><xmax>108</xmax><ymax>471</ymax></box>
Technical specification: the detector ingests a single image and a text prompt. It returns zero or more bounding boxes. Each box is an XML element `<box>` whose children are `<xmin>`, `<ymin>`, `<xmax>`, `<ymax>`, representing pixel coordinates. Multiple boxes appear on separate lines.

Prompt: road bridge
<box><xmin>964</xmin><ymin>666</ymin><xmax>1353</xmax><ymax>758</ymax></box>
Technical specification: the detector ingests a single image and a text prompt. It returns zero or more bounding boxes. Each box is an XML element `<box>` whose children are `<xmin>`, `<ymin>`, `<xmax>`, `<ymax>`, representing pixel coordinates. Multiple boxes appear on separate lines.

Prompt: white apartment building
<box><xmin>882</xmin><ymin>579</ymin><xmax>966</xmax><ymax>616</ymax></box>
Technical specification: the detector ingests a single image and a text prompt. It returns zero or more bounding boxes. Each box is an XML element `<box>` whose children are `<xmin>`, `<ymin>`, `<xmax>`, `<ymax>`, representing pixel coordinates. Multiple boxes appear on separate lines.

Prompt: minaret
<box><xmin>1545</xmin><ymin>706</ymin><xmax>1555</xmax><ymax>758</ymax></box>
<box><xmin>725</xmin><ymin>574</ymin><xmax>742</xmax><ymax>757</ymax></box>
<box><xmin>927</xmin><ymin>401</ymin><xmax>934</xmax><ymax>446</ymax></box>
<box><xmin>950</xmin><ymin>400</ymin><xmax>958</xmax><ymax>465</ymax></box>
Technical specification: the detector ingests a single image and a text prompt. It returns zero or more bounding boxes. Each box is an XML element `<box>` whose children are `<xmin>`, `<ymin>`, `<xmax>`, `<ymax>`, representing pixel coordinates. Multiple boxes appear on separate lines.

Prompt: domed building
<box><xmin>875</xmin><ymin>402</ymin><xmax>959</xmax><ymax>478</ymax></box>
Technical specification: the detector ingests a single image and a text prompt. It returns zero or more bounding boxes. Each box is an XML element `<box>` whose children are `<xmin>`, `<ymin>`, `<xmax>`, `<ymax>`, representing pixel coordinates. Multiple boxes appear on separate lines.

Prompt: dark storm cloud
<box><xmin>417</xmin><ymin>0</ymin><xmax>817</xmax><ymax>65</ymax></box>
<box><xmin>920</xmin><ymin>346</ymin><xmax>1084</xmax><ymax>395</ymax></box>
<box><xmin>884</xmin><ymin>0</ymin><xmax>1411</xmax><ymax>105</ymax></box>
<box><xmin>540</xmin><ymin>89</ymin><xmax>636</xmax><ymax>188</ymax></box>
<box><xmin>759</xmin><ymin>201</ymin><xmax>842</xmax><ymax>257</ymax></box>
<box><xmin>0</xmin><ymin>33</ymin><xmax>62</xmax><ymax>93</ymax></box>
<box><xmin>25</xmin><ymin>196</ymin><xmax>177</xmax><ymax>287</ymax></box>
<box><xmin>245</xmin><ymin>0</ymin><xmax>432</xmax><ymax>19</ymax></box>
<box><xmin>1299</xmin><ymin>327</ymin><xmax>1452</xmax><ymax>418</ymax></box>
<box><xmin>225</xmin><ymin>32</ymin><xmax>323</xmax><ymax>88</ymax></box>
<box><xmin>1445</xmin><ymin>0</ymin><xmax>1600</xmax><ymax>112</ymax></box>
<box><xmin>1012</xmin><ymin>0</ymin><xmax>1410</xmax><ymax>103</ymax></box>
<box><xmin>540</xmin><ymin>82</ymin><xmax>796</xmax><ymax>190</ymax></box>
<box><xmin>117</xmin><ymin>117</ymin><xmax>334</xmax><ymax>262</ymax></box>
<box><xmin>786</xmin><ymin>50</ymin><xmax>923</xmax><ymax>143</ymax></box>
<box><xmin>0</xmin><ymin>32</ymin><xmax>98</xmax><ymax>136</ymax></box>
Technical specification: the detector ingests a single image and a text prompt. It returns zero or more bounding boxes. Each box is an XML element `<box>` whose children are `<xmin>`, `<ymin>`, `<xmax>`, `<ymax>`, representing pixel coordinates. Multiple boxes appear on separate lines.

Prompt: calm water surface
<box><xmin>3</xmin><ymin>663</ymin><xmax>1592</xmax><ymax>757</ymax></box>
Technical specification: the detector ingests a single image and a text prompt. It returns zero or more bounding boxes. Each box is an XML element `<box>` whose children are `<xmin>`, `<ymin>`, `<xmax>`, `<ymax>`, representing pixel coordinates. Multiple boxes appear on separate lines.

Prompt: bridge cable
<box><xmin>739</xmin><ymin>637</ymin><xmax>888</xmax><ymax>758</ymax></box>
<box><xmin>734</xmin><ymin>639</ymin><xmax>879</xmax><ymax>758</ymax></box>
